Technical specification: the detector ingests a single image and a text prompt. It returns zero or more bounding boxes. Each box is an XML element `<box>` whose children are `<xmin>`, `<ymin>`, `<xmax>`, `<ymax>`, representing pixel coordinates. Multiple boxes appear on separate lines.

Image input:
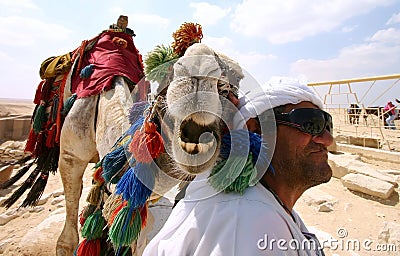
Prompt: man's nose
<box><xmin>313</xmin><ymin>129</ymin><xmax>333</xmax><ymax>147</ymax></box>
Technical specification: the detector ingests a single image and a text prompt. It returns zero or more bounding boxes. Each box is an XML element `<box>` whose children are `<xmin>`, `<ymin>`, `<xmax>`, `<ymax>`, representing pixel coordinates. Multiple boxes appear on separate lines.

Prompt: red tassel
<box><xmin>140</xmin><ymin>204</ymin><xmax>148</xmax><ymax>228</ymax></box>
<box><xmin>108</xmin><ymin>200</ymin><xmax>127</xmax><ymax>226</ymax></box>
<box><xmin>129</xmin><ymin>122</ymin><xmax>164</xmax><ymax>163</ymax></box>
<box><xmin>76</xmin><ymin>238</ymin><xmax>100</xmax><ymax>256</ymax></box>
<box><xmin>25</xmin><ymin>129</ymin><xmax>38</xmax><ymax>154</ymax></box>
<box><xmin>33</xmin><ymin>80</ymin><xmax>45</xmax><ymax>105</ymax></box>
<box><xmin>79</xmin><ymin>208</ymin><xmax>86</xmax><ymax>226</ymax></box>
<box><xmin>45</xmin><ymin>125</ymin><xmax>56</xmax><ymax>148</ymax></box>
<box><xmin>92</xmin><ymin>166</ymin><xmax>105</xmax><ymax>184</ymax></box>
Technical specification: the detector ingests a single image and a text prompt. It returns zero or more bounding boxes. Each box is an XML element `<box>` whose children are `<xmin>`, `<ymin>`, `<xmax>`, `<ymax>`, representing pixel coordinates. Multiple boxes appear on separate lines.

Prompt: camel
<box><xmin>56</xmin><ymin>42</ymin><xmax>244</xmax><ymax>256</ymax></box>
<box><xmin>0</xmin><ymin>21</ymin><xmax>245</xmax><ymax>255</ymax></box>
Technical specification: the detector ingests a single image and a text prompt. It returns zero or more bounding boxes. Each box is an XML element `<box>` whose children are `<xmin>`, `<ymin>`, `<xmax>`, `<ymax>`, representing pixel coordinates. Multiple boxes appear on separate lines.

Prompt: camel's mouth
<box><xmin>179</xmin><ymin>117</ymin><xmax>216</xmax><ymax>155</ymax></box>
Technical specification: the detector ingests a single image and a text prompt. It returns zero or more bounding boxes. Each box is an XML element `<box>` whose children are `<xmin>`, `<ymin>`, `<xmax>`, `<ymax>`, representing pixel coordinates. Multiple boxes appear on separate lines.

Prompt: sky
<box><xmin>0</xmin><ymin>0</ymin><xmax>399</xmax><ymax>106</ymax></box>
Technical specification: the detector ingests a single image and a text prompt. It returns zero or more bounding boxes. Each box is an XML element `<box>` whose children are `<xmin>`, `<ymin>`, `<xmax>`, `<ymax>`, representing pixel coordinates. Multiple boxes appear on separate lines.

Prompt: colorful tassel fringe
<box><xmin>208</xmin><ymin>129</ymin><xmax>271</xmax><ymax>194</ymax></box>
<box><xmin>129</xmin><ymin>121</ymin><xmax>164</xmax><ymax>163</ymax></box>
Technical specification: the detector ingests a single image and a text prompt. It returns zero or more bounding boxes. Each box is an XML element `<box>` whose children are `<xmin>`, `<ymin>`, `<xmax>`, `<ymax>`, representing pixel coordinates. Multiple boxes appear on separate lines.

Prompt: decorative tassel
<box><xmin>0</xmin><ymin>161</ymin><xmax>34</xmax><ymax>189</ymax></box>
<box><xmin>139</xmin><ymin>204</ymin><xmax>148</xmax><ymax>228</ymax></box>
<box><xmin>61</xmin><ymin>93</ymin><xmax>77</xmax><ymax>116</ymax></box>
<box><xmin>144</xmin><ymin>45</ymin><xmax>178</xmax><ymax>84</ymax></box>
<box><xmin>208</xmin><ymin>154</ymin><xmax>251</xmax><ymax>194</ymax></box>
<box><xmin>108</xmin><ymin>200</ymin><xmax>127</xmax><ymax>226</ymax></box>
<box><xmin>102</xmin><ymin>193</ymin><xmax>123</xmax><ymax>225</ymax></box>
<box><xmin>33</xmin><ymin>80</ymin><xmax>45</xmax><ymax>105</ymax></box>
<box><xmin>115</xmin><ymin>163</ymin><xmax>155</xmax><ymax>207</ymax></box>
<box><xmin>45</xmin><ymin>124</ymin><xmax>57</xmax><ymax>148</ymax></box>
<box><xmin>1</xmin><ymin>167</ymin><xmax>41</xmax><ymax>208</ymax></box>
<box><xmin>75</xmin><ymin>238</ymin><xmax>101</xmax><ymax>256</ymax></box>
<box><xmin>128</xmin><ymin>102</ymin><xmax>149</xmax><ymax>125</ymax></box>
<box><xmin>21</xmin><ymin>170</ymin><xmax>49</xmax><ymax>207</ymax></box>
<box><xmin>208</xmin><ymin>129</ymin><xmax>273</xmax><ymax>194</ymax></box>
<box><xmin>79</xmin><ymin>204</ymin><xmax>97</xmax><ymax>226</ymax></box>
<box><xmin>92</xmin><ymin>165</ymin><xmax>105</xmax><ymax>184</ymax></box>
<box><xmin>25</xmin><ymin>129</ymin><xmax>38</xmax><ymax>154</ymax></box>
<box><xmin>86</xmin><ymin>182</ymin><xmax>103</xmax><ymax>206</ymax></box>
<box><xmin>129</xmin><ymin>121</ymin><xmax>164</xmax><ymax>163</ymax></box>
<box><xmin>109</xmin><ymin>206</ymin><xmax>142</xmax><ymax>248</ymax></box>
<box><xmin>102</xmin><ymin>145</ymin><xmax>129</xmax><ymax>184</ymax></box>
<box><xmin>79</xmin><ymin>64</ymin><xmax>95</xmax><ymax>78</ymax></box>
<box><xmin>81</xmin><ymin>210</ymin><xmax>105</xmax><ymax>240</ymax></box>
<box><xmin>33</xmin><ymin>104</ymin><xmax>46</xmax><ymax>133</ymax></box>
<box><xmin>171</xmin><ymin>22</ymin><xmax>203</xmax><ymax>56</ymax></box>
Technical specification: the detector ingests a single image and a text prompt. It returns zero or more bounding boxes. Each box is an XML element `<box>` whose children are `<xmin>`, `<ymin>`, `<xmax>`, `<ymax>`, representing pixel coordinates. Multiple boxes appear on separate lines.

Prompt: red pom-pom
<box><xmin>92</xmin><ymin>166</ymin><xmax>105</xmax><ymax>184</ymax></box>
<box><xmin>129</xmin><ymin>122</ymin><xmax>164</xmax><ymax>163</ymax></box>
<box><xmin>76</xmin><ymin>238</ymin><xmax>101</xmax><ymax>256</ymax></box>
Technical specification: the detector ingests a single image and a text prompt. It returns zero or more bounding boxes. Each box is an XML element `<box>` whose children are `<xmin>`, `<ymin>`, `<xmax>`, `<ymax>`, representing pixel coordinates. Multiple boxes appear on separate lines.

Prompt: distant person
<box><xmin>143</xmin><ymin>77</ymin><xmax>332</xmax><ymax>255</ymax></box>
<box><xmin>384</xmin><ymin>101</ymin><xmax>396</xmax><ymax>129</ymax></box>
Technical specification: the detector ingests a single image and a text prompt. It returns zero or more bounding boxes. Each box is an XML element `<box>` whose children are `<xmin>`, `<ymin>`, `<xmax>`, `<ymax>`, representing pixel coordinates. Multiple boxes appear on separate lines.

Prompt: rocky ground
<box><xmin>0</xmin><ymin>100</ymin><xmax>399</xmax><ymax>256</ymax></box>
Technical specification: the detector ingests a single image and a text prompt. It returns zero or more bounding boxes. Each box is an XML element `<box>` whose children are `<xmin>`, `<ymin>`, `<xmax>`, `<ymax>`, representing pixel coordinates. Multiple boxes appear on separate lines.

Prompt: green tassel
<box><xmin>61</xmin><ymin>93</ymin><xmax>77</xmax><ymax>116</ymax></box>
<box><xmin>109</xmin><ymin>205</ymin><xmax>142</xmax><ymax>247</ymax></box>
<box><xmin>81</xmin><ymin>209</ymin><xmax>105</xmax><ymax>240</ymax></box>
<box><xmin>33</xmin><ymin>105</ymin><xmax>46</xmax><ymax>133</ymax></box>
<box><xmin>209</xmin><ymin>154</ymin><xmax>256</xmax><ymax>194</ymax></box>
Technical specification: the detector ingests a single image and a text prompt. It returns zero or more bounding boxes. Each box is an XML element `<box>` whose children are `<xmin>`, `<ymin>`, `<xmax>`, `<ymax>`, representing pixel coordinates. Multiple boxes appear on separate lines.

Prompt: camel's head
<box><xmin>159</xmin><ymin>43</ymin><xmax>243</xmax><ymax>175</ymax></box>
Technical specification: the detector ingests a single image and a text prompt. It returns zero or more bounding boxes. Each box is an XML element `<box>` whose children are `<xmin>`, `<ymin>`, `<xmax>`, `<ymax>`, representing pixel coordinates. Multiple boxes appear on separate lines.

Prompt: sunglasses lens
<box><xmin>277</xmin><ymin>108</ymin><xmax>333</xmax><ymax>136</ymax></box>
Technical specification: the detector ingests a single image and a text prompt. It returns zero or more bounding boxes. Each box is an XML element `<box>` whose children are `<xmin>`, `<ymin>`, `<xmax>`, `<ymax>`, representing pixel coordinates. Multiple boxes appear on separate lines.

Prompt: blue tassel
<box><xmin>80</xmin><ymin>64</ymin><xmax>95</xmax><ymax>78</ymax></box>
<box><xmin>61</xmin><ymin>93</ymin><xmax>77</xmax><ymax>116</ymax></box>
<box><xmin>115</xmin><ymin>163</ymin><xmax>155</xmax><ymax>208</ymax></box>
<box><xmin>129</xmin><ymin>102</ymin><xmax>149</xmax><ymax>125</ymax></box>
<box><xmin>102</xmin><ymin>116</ymin><xmax>145</xmax><ymax>184</ymax></box>
<box><xmin>102</xmin><ymin>145</ymin><xmax>129</xmax><ymax>184</ymax></box>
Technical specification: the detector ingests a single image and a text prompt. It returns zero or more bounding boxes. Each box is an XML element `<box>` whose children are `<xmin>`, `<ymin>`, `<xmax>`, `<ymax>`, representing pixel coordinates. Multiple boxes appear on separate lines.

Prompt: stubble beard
<box><xmin>274</xmin><ymin>147</ymin><xmax>332</xmax><ymax>190</ymax></box>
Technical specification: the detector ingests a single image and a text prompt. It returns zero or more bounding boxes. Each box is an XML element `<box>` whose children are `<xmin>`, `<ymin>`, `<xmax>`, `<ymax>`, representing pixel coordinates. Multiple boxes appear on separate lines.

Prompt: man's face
<box><xmin>117</xmin><ymin>16</ymin><xmax>128</xmax><ymax>29</ymax></box>
<box><xmin>272</xmin><ymin>101</ymin><xmax>333</xmax><ymax>189</ymax></box>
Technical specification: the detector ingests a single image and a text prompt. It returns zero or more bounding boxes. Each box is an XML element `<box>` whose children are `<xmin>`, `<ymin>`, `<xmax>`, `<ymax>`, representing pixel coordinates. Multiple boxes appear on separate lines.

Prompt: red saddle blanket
<box><xmin>71</xmin><ymin>30</ymin><xmax>144</xmax><ymax>98</ymax></box>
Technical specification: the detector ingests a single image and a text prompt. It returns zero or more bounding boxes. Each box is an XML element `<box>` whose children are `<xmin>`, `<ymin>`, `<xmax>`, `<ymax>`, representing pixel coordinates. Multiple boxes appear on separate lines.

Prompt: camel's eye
<box><xmin>217</xmin><ymin>80</ymin><xmax>230</xmax><ymax>98</ymax></box>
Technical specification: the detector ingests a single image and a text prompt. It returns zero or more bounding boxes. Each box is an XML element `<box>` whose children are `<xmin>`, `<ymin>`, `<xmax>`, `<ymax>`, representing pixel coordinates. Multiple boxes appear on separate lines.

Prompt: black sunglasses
<box><xmin>275</xmin><ymin>108</ymin><xmax>333</xmax><ymax>136</ymax></box>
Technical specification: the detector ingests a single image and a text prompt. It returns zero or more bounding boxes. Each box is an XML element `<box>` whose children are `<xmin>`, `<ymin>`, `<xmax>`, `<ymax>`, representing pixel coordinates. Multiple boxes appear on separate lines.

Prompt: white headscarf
<box><xmin>233</xmin><ymin>76</ymin><xmax>324</xmax><ymax>129</ymax></box>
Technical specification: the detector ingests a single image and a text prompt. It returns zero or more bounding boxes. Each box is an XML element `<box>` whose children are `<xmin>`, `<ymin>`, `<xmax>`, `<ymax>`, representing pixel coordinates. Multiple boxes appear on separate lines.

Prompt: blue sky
<box><xmin>0</xmin><ymin>0</ymin><xmax>399</xmax><ymax>106</ymax></box>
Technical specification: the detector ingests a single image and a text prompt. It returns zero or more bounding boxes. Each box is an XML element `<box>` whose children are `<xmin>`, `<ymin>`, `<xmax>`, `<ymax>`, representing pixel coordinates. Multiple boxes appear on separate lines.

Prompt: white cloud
<box><xmin>231</xmin><ymin>0</ymin><xmax>394</xmax><ymax>44</ymax></box>
<box><xmin>290</xmin><ymin>28</ymin><xmax>400</xmax><ymax>82</ymax></box>
<box><xmin>190</xmin><ymin>2</ymin><xmax>231</xmax><ymax>25</ymax></box>
<box><xmin>341</xmin><ymin>25</ymin><xmax>358</xmax><ymax>33</ymax></box>
<box><xmin>0</xmin><ymin>0</ymin><xmax>38</xmax><ymax>13</ymax></box>
<box><xmin>203</xmin><ymin>35</ymin><xmax>277</xmax><ymax>83</ymax></box>
<box><xmin>0</xmin><ymin>16</ymin><xmax>72</xmax><ymax>47</ymax></box>
<box><xmin>128</xmin><ymin>13</ymin><xmax>170</xmax><ymax>29</ymax></box>
<box><xmin>386</xmin><ymin>12</ymin><xmax>400</xmax><ymax>25</ymax></box>
<box><xmin>367</xmin><ymin>27</ymin><xmax>400</xmax><ymax>43</ymax></box>
<box><xmin>0</xmin><ymin>51</ymin><xmax>13</xmax><ymax>62</ymax></box>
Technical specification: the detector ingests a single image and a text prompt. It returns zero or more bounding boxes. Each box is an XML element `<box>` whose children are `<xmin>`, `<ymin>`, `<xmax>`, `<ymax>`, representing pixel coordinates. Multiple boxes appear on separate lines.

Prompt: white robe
<box><xmin>143</xmin><ymin>171</ymin><xmax>324</xmax><ymax>256</ymax></box>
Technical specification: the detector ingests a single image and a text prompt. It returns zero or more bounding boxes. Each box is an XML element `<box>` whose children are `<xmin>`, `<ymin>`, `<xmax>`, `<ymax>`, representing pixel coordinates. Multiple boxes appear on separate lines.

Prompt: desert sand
<box><xmin>0</xmin><ymin>99</ymin><xmax>399</xmax><ymax>256</ymax></box>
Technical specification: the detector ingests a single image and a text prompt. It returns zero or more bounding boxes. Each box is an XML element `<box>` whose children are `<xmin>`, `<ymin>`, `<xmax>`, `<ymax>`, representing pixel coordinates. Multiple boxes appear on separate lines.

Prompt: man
<box><xmin>143</xmin><ymin>77</ymin><xmax>333</xmax><ymax>255</ymax></box>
